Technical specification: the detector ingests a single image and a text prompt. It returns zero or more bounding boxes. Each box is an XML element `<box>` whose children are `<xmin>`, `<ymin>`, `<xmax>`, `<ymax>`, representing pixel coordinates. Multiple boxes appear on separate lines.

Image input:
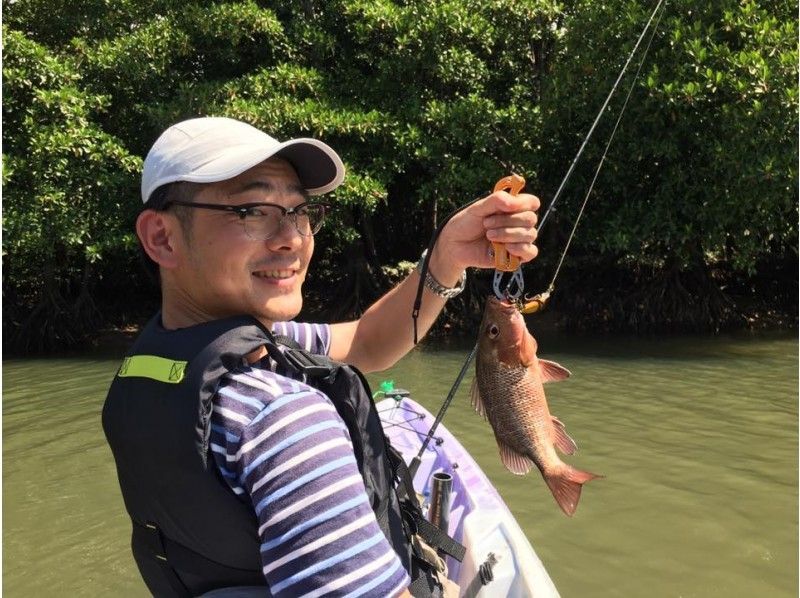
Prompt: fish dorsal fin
<box><xmin>551</xmin><ymin>415</ymin><xmax>578</xmax><ymax>455</ymax></box>
<box><xmin>469</xmin><ymin>378</ymin><xmax>487</xmax><ymax>419</ymax></box>
<box><xmin>539</xmin><ymin>359</ymin><xmax>571</xmax><ymax>383</ymax></box>
<box><xmin>497</xmin><ymin>440</ymin><xmax>534</xmax><ymax>475</ymax></box>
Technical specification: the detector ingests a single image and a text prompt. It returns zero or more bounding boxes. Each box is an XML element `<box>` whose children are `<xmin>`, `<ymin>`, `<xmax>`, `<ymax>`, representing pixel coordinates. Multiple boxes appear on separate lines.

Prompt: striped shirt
<box><xmin>209</xmin><ymin>321</ymin><xmax>410</xmax><ymax>597</ymax></box>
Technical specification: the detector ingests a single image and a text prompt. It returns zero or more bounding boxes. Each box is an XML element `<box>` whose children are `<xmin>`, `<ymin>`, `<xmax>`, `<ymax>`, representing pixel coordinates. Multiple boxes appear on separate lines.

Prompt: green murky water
<box><xmin>3</xmin><ymin>331</ymin><xmax>797</xmax><ymax>597</ymax></box>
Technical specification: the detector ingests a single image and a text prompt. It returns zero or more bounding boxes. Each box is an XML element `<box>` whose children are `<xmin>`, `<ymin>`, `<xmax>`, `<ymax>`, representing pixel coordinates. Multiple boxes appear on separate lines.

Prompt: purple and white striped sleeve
<box><xmin>271</xmin><ymin>321</ymin><xmax>331</xmax><ymax>356</ymax></box>
<box><xmin>211</xmin><ymin>369</ymin><xmax>409</xmax><ymax>597</ymax></box>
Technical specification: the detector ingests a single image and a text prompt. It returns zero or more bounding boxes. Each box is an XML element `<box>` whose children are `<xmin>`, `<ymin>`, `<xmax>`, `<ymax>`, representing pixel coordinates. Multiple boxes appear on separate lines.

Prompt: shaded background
<box><xmin>3</xmin><ymin>0</ymin><xmax>797</xmax><ymax>354</ymax></box>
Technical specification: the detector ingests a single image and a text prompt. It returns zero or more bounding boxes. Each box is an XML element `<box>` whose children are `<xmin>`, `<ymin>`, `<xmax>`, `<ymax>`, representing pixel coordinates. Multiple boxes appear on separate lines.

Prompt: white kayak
<box><xmin>376</xmin><ymin>393</ymin><xmax>560</xmax><ymax>598</ymax></box>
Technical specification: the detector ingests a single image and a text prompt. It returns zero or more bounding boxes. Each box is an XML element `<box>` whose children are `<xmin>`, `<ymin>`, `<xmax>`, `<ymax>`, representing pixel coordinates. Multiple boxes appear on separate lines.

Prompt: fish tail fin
<box><xmin>544</xmin><ymin>465</ymin><xmax>601</xmax><ymax>517</ymax></box>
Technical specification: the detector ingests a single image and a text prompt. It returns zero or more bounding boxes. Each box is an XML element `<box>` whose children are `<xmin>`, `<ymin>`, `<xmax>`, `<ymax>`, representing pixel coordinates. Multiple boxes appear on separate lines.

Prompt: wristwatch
<box><xmin>416</xmin><ymin>249</ymin><xmax>467</xmax><ymax>300</ymax></box>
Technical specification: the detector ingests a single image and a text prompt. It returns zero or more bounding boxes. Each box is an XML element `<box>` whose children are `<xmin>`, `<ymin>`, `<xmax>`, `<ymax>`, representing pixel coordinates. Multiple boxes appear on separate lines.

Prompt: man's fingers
<box><xmin>472</xmin><ymin>191</ymin><xmax>541</xmax><ymax>216</ymax></box>
<box><xmin>486</xmin><ymin>226</ymin><xmax>538</xmax><ymax>244</ymax></box>
<box><xmin>483</xmin><ymin>211</ymin><xmax>538</xmax><ymax>229</ymax></box>
<box><xmin>497</xmin><ymin>191</ymin><xmax>540</xmax><ymax>212</ymax></box>
<box><xmin>504</xmin><ymin>241</ymin><xmax>539</xmax><ymax>262</ymax></box>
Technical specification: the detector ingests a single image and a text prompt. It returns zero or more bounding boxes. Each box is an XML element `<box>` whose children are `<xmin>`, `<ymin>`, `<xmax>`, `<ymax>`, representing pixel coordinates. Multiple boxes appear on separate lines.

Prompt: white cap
<box><xmin>141</xmin><ymin>117</ymin><xmax>346</xmax><ymax>203</ymax></box>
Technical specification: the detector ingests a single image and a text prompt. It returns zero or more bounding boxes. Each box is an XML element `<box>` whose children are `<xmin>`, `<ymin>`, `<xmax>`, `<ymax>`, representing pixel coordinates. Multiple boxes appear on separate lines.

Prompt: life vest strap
<box><xmin>264</xmin><ymin>334</ymin><xmax>337</xmax><ymax>380</ymax></box>
<box><xmin>408</xmin><ymin>569</ymin><xmax>441</xmax><ymax>597</ymax></box>
<box><xmin>132</xmin><ymin>521</ymin><xmax>192</xmax><ymax>597</ymax></box>
<box><xmin>414</xmin><ymin>516</ymin><xmax>466</xmax><ymax>563</ymax></box>
<box><xmin>282</xmin><ymin>347</ymin><xmax>337</xmax><ymax>379</ymax></box>
<box><xmin>117</xmin><ymin>355</ymin><xmax>188</xmax><ymax>384</ymax></box>
<box><xmin>133</xmin><ymin>520</ymin><xmax>265</xmax><ymax>591</ymax></box>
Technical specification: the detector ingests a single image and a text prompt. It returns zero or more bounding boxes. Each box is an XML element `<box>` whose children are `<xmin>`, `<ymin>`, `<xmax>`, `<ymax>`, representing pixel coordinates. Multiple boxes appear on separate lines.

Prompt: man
<box><xmin>103</xmin><ymin>116</ymin><xmax>539</xmax><ymax>597</ymax></box>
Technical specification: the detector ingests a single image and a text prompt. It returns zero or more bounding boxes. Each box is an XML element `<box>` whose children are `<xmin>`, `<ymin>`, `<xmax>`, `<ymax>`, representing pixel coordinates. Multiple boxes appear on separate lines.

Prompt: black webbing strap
<box><xmin>409</xmin><ymin>571</ymin><xmax>439</xmax><ymax>598</ymax></box>
<box><xmin>271</xmin><ymin>333</ymin><xmax>301</xmax><ymax>350</ymax></box>
<box><xmin>415</xmin><ymin>515</ymin><xmax>466</xmax><ymax>563</ymax></box>
<box><xmin>134</xmin><ymin>521</ymin><xmax>264</xmax><ymax>593</ymax></box>
<box><xmin>266</xmin><ymin>335</ymin><xmax>337</xmax><ymax>379</ymax></box>
<box><xmin>387</xmin><ymin>445</ymin><xmax>421</xmax><ymax>506</ymax></box>
<box><xmin>388</xmin><ymin>446</ymin><xmax>466</xmax><ymax>563</ymax></box>
<box><xmin>133</xmin><ymin>521</ymin><xmax>192</xmax><ymax>598</ymax></box>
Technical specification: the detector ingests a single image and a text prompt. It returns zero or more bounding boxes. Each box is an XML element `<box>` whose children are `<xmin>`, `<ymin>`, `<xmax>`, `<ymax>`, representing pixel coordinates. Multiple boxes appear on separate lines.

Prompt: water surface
<box><xmin>3</xmin><ymin>331</ymin><xmax>797</xmax><ymax>596</ymax></box>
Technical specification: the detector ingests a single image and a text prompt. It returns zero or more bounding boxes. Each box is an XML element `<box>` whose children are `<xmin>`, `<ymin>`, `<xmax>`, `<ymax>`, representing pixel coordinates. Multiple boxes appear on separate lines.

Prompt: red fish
<box><xmin>472</xmin><ymin>296</ymin><xmax>600</xmax><ymax>516</ymax></box>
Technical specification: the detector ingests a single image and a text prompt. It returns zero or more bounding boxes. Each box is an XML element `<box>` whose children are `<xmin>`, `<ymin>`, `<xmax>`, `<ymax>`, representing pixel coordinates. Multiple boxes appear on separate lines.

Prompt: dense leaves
<box><xmin>3</xmin><ymin>28</ymin><xmax>141</xmax><ymax>351</ymax></box>
<box><xmin>541</xmin><ymin>0</ymin><xmax>796</xmax><ymax>270</ymax></box>
<box><xmin>3</xmin><ymin>0</ymin><xmax>797</xmax><ymax>352</ymax></box>
<box><xmin>536</xmin><ymin>0</ymin><xmax>797</xmax><ymax>329</ymax></box>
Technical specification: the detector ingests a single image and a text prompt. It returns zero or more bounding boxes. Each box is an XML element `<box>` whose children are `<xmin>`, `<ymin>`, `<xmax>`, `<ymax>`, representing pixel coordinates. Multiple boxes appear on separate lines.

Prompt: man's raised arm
<box><xmin>329</xmin><ymin>189</ymin><xmax>540</xmax><ymax>373</ymax></box>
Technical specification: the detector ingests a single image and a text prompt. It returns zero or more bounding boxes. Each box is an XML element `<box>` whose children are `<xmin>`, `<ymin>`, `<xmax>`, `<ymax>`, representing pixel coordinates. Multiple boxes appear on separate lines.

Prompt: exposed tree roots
<box><xmin>4</xmin><ymin>251</ymin><xmax>795</xmax><ymax>355</ymax></box>
<box><xmin>551</xmin><ymin>257</ymin><xmax>796</xmax><ymax>334</ymax></box>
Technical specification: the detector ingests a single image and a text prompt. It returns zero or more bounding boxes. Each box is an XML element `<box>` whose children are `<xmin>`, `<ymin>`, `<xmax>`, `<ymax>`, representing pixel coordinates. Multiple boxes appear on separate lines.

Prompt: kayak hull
<box><xmin>376</xmin><ymin>396</ymin><xmax>560</xmax><ymax>598</ymax></box>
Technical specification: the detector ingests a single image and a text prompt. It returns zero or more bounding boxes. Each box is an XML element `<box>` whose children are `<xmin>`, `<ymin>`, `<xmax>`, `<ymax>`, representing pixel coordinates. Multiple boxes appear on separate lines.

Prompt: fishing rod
<box><xmin>539</xmin><ymin>0</ymin><xmax>668</xmax><ymax>232</ymax></box>
<box><xmin>408</xmin><ymin>0</ymin><xmax>668</xmax><ymax>474</ymax></box>
<box><xmin>541</xmin><ymin>0</ymin><xmax>667</xmax><ymax>297</ymax></box>
<box><xmin>407</xmin><ymin>343</ymin><xmax>478</xmax><ymax>477</ymax></box>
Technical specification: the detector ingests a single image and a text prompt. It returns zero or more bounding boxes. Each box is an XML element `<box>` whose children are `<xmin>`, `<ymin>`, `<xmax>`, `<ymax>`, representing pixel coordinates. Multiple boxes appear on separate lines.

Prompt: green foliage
<box><xmin>3</xmin><ymin>26</ymin><xmax>141</xmax><ymax>351</ymax></box>
<box><xmin>539</xmin><ymin>0</ymin><xmax>797</xmax><ymax>275</ymax></box>
<box><xmin>3</xmin><ymin>0</ymin><xmax>797</xmax><ymax>351</ymax></box>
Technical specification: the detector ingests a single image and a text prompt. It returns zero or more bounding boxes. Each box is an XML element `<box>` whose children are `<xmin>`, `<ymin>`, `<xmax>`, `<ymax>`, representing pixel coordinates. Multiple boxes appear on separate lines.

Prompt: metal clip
<box><xmin>493</xmin><ymin>269</ymin><xmax>525</xmax><ymax>300</ymax></box>
<box><xmin>491</xmin><ymin>174</ymin><xmax>526</xmax><ymax>300</ymax></box>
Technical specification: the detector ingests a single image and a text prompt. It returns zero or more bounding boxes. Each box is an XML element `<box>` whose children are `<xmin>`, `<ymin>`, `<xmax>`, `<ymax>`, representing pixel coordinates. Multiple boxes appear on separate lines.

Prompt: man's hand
<box><xmin>330</xmin><ymin>187</ymin><xmax>540</xmax><ymax>372</ymax></box>
<box><xmin>426</xmin><ymin>190</ymin><xmax>540</xmax><ymax>286</ymax></box>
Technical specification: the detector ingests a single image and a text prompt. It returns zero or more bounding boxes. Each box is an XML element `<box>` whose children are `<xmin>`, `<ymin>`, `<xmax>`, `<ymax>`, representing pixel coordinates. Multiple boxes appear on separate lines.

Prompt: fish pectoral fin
<box><xmin>539</xmin><ymin>359</ymin><xmax>572</xmax><ymax>383</ymax></box>
<box><xmin>551</xmin><ymin>415</ymin><xmax>578</xmax><ymax>455</ymax></box>
<box><xmin>469</xmin><ymin>378</ymin><xmax>487</xmax><ymax>419</ymax></box>
<box><xmin>498</xmin><ymin>441</ymin><xmax>534</xmax><ymax>475</ymax></box>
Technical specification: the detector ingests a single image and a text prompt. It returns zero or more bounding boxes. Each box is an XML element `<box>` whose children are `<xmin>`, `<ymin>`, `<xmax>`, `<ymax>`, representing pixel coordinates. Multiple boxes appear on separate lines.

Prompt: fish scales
<box><xmin>476</xmin><ymin>361</ymin><xmax>555</xmax><ymax>466</ymax></box>
<box><xmin>472</xmin><ymin>296</ymin><xmax>600</xmax><ymax>516</ymax></box>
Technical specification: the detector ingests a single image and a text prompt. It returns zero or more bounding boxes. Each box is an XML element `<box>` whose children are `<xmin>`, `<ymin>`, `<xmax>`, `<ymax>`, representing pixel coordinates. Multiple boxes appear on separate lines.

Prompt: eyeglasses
<box><xmin>164</xmin><ymin>200</ymin><xmax>331</xmax><ymax>241</ymax></box>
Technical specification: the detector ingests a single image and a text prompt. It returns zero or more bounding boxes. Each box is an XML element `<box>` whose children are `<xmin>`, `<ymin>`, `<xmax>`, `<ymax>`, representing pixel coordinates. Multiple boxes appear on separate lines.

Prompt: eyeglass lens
<box><xmin>245</xmin><ymin>204</ymin><xmax>327</xmax><ymax>240</ymax></box>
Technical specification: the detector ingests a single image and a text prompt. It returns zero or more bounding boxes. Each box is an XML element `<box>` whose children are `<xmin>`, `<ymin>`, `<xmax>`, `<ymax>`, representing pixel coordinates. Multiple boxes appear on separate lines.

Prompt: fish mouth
<box><xmin>484</xmin><ymin>295</ymin><xmax>528</xmax><ymax>362</ymax></box>
<box><xmin>487</xmin><ymin>295</ymin><xmax>518</xmax><ymax>313</ymax></box>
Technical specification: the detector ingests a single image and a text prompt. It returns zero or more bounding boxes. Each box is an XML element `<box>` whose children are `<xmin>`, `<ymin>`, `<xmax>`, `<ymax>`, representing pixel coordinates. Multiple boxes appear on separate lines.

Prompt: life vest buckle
<box><xmin>282</xmin><ymin>348</ymin><xmax>337</xmax><ymax>379</ymax></box>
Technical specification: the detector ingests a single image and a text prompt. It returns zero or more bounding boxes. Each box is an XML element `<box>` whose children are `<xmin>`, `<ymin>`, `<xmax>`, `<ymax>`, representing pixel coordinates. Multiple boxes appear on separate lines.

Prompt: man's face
<box><xmin>166</xmin><ymin>157</ymin><xmax>315</xmax><ymax>325</ymax></box>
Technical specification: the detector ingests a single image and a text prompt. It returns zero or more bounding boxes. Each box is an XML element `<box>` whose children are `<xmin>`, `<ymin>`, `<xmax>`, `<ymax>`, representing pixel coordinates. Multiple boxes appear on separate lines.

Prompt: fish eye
<box><xmin>487</xmin><ymin>324</ymin><xmax>500</xmax><ymax>338</ymax></box>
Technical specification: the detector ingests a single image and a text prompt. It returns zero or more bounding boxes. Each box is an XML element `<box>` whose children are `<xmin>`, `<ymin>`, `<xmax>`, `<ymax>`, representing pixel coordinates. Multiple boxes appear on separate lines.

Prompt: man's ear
<box><xmin>136</xmin><ymin>210</ymin><xmax>180</xmax><ymax>269</ymax></box>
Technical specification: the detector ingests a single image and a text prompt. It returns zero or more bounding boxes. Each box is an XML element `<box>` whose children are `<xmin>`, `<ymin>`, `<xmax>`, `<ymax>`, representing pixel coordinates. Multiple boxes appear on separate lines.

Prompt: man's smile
<box><xmin>252</xmin><ymin>269</ymin><xmax>296</xmax><ymax>280</ymax></box>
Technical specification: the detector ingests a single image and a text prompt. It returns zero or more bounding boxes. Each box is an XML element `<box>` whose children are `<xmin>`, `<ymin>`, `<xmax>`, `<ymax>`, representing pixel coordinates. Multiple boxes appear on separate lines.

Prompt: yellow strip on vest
<box><xmin>117</xmin><ymin>355</ymin><xmax>188</xmax><ymax>384</ymax></box>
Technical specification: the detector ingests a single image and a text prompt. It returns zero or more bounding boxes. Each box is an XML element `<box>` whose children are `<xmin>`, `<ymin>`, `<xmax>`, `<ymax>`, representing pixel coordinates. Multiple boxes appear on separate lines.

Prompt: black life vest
<box><xmin>102</xmin><ymin>314</ymin><xmax>462</xmax><ymax>597</ymax></box>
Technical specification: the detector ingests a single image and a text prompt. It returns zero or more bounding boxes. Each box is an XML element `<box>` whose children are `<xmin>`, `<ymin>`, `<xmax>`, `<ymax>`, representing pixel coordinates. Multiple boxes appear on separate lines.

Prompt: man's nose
<box><xmin>266</xmin><ymin>214</ymin><xmax>305</xmax><ymax>249</ymax></box>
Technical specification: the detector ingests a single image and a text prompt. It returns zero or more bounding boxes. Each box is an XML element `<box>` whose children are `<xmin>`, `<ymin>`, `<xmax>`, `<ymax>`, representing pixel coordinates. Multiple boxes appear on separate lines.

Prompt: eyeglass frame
<box><xmin>162</xmin><ymin>199</ymin><xmax>332</xmax><ymax>240</ymax></box>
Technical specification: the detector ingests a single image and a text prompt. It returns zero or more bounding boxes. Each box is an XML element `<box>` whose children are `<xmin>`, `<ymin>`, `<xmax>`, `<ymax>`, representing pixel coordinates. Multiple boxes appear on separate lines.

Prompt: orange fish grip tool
<box><xmin>492</xmin><ymin>174</ymin><xmax>526</xmax><ymax>301</ymax></box>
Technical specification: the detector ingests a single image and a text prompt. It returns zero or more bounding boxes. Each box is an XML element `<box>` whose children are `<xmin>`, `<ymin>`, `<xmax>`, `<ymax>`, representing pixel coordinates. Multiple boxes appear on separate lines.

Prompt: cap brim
<box><xmin>274</xmin><ymin>139</ymin><xmax>345</xmax><ymax>195</ymax></box>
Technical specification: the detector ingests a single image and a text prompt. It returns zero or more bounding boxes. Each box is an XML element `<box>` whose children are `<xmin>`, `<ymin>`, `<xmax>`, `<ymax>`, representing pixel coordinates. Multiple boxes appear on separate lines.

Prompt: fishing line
<box><xmin>538</xmin><ymin>0</ymin><xmax>668</xmax><ymax>232</ymax></box>
<box><xmin>413</xmin><ymin>197</ymin><xmax>483</xmax><ymax>345</ymax></box>
<box><xmin>544</xmin><ymin>0</ymin><xmax>667</xmax><ymax>293</ymax></box>
<box><xmin>409</xmin><ymin>0</ymin><xmax>668</xmax><ymax>446</ymax></box>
